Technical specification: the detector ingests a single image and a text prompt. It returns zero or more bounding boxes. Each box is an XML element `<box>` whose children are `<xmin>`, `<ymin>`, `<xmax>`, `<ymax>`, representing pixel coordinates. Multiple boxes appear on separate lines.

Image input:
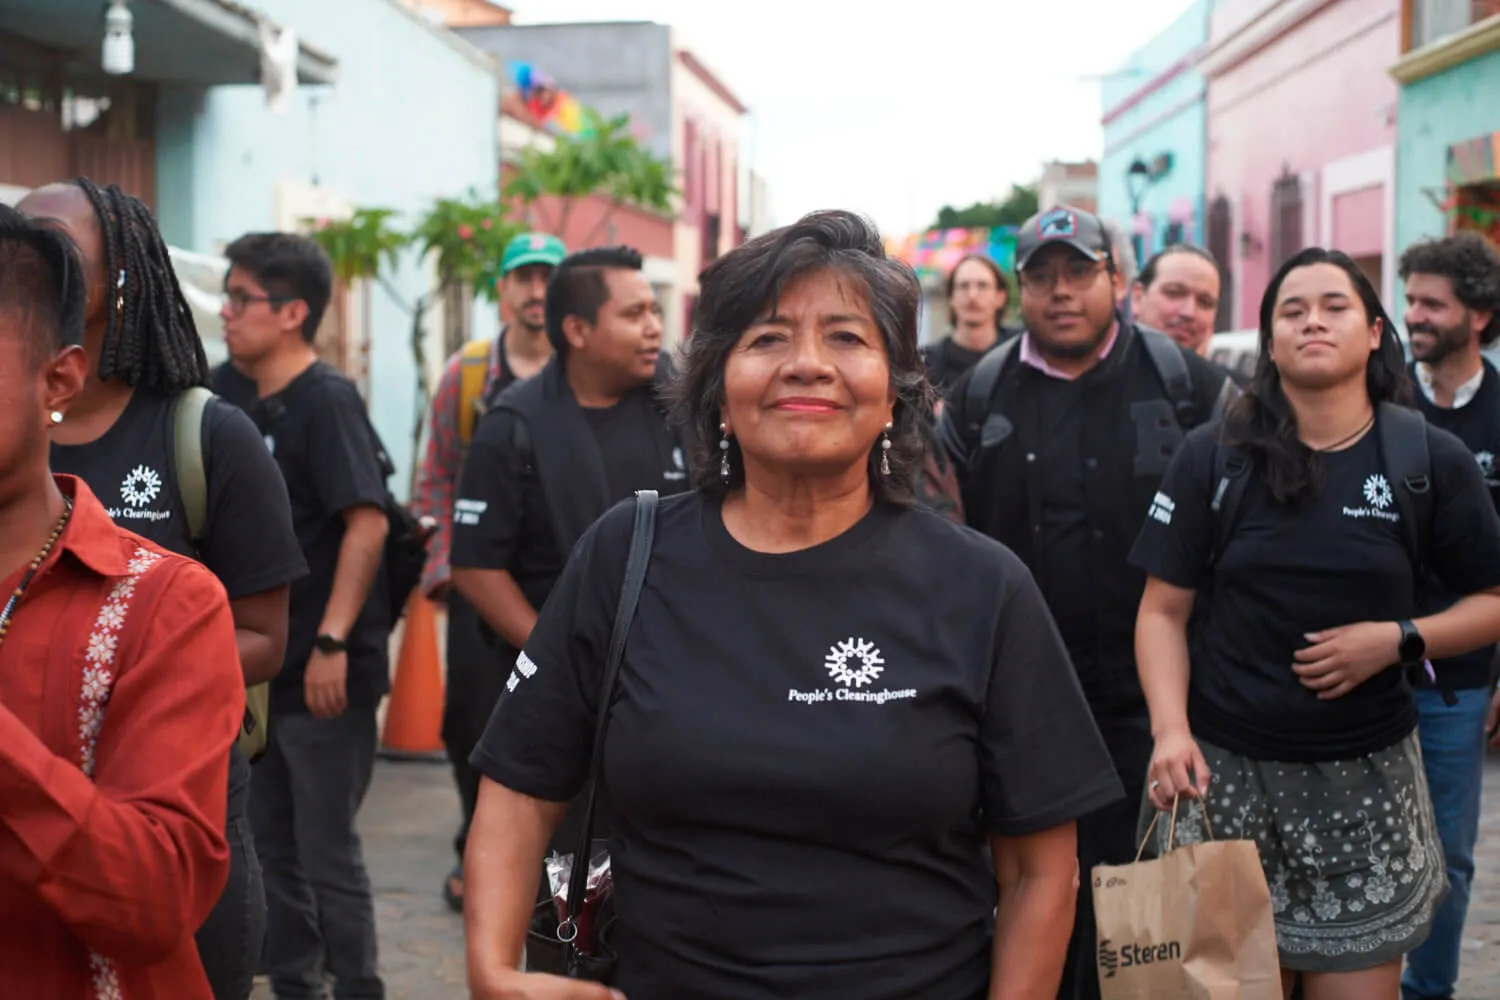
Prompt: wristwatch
<box><xmin>1396</xmin><ymin>620</ymin><xmax>1426</xmax><ymax>666</ymax></box>
<box><xmin>314</xmin><ymin>633</ymin><xmax>348</xmax><ymax>654</ymax></box>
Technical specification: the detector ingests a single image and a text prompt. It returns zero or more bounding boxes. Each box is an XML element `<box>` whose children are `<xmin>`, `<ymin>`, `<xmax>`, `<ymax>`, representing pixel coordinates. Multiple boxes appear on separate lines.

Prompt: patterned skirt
<box><xmin>1136</xmin><ymin>732</ymin><xmax>1447</xmax><ymax>973</ymax></box>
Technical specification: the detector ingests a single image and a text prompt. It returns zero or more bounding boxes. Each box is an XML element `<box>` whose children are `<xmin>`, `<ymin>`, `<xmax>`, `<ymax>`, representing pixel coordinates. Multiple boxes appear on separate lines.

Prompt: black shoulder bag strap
<box><xmin>556</xmin><ymin>489</ymin><xmax>660</xmax><ymax>949</ymax></box>
<box><xmin>1376</xmin><ymin>403</ymin><xmax>1448</xmax><ymax>704</ymax></box>
<box><xmin>1137</xmin><ymin>326</ymin><xmax>1198</xmax><ymax>428</ymax></box>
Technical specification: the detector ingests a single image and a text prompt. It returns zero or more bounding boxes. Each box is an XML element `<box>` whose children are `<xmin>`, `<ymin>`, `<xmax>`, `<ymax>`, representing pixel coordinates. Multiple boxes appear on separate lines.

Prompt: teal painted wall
<box><xmin>1098</xmin><ymin>0</ymin><xmax>1210</xmax><ymax>262</ymax></box>
<box><xmin>1395</xmin><ymin>47</ymin><xmax>1500</xmax><ymax>254</ymax></box>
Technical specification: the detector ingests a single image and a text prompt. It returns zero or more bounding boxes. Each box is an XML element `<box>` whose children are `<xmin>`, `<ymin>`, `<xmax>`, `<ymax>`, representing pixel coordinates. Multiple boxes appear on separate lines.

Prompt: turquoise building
<box><xmin>1393</xmin><ymin>14</ymin><xmax>1500</xmax><ymax>261</ymax></box>
<box><xmin>1097</xmin><ymin>0</ymin><xmax>1212</xmax><ymax>269</ymax></box>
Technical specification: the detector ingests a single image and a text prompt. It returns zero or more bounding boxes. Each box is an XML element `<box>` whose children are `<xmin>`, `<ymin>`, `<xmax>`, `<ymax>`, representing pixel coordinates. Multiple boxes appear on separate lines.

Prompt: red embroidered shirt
<box><xmin>0</xmin><ymin>475</ymin><xmax>244</xmax><ymax>999</ymax></box>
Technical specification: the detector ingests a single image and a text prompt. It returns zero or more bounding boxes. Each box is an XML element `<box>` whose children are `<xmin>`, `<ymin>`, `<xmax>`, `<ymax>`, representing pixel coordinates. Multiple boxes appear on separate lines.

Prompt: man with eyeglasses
<box><xmin>218</xmin><ymin>233</ymin><xmax>393</xmax><ymax>1000</ymax></box>
<box><xmin>938</xmin><ymin>205</ymin><xmax>1233</xmax><ymax>1000</ymax></box>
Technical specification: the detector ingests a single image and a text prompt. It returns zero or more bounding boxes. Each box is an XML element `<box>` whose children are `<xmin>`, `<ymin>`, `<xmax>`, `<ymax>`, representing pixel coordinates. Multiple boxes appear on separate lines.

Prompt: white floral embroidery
<box><xmin>77</xmin><ymin>545</ymin><xmax>163</xmax><ymax>999</ymax></box>
<box><xmin>89</xmin><ymin>952</ymin><xmax>121</xmax><ymax>1000</ymax></box>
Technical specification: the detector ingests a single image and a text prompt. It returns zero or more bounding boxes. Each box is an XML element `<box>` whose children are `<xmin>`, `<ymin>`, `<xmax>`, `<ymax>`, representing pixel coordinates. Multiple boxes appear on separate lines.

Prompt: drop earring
<box><xmin>115</xmin><ymin>269</ymin><xmax>126</xmax><ymax>314</ymax></box>
<box><xmin>49</xmin><ymin>410</ymin><xmax>64</xmax><ymax>426</ymax></box>
<box><xmin>719</xmin><ymin>423</ymin><xmax>732</xmax><ymax>484</ymax></box>
<box><xmin>880</xmin><ymin>422</ymin><xmax>893</xmax><ymax>477</ymax></box>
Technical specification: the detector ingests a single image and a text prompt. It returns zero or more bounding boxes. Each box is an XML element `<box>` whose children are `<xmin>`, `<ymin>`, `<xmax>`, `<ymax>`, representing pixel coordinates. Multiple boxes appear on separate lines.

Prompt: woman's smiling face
<box><xmin>719</xmin><ymin>267</ymin><xmax>896</xmax><ymax>485</ymax></box>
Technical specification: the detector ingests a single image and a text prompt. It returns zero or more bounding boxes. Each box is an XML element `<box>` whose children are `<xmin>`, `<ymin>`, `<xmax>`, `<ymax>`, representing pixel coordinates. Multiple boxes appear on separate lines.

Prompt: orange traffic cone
<box><xmin>379</xmin><ymin>596</ymin><xmax>446</xmax><ymax>761</ymax></box>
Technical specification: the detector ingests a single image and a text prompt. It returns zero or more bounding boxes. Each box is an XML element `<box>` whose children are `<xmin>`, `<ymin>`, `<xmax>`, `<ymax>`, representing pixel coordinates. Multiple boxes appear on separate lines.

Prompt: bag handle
<box><xmin>556</xmin><ymin>490</ymin><xmax>659</xmax><ymax>945</ymax></box>
<box><xmin>1134</xmin><ymin>794</ymin><xmax>1216</xmax><ymax>864</ymax></box>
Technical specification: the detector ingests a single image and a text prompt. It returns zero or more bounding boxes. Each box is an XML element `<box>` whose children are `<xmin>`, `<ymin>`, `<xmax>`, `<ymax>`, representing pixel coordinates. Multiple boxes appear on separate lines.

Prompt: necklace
<box><xmin>0</xmin><ymin>497</ymin><xmax>74</xmax><ymax>648</ymax></box>
<box><xmin>1314</xmin><ymin>412</ymin><xmax>1375</xmax><ymax>453</ymax></box>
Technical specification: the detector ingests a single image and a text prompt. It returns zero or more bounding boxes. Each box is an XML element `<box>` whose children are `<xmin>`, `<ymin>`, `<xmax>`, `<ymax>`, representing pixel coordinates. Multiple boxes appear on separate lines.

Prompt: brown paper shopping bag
<box><xmin>1091</xmin><ymin>798</ymin><xmax>1281</xmax><ymax>1000</ymax></box>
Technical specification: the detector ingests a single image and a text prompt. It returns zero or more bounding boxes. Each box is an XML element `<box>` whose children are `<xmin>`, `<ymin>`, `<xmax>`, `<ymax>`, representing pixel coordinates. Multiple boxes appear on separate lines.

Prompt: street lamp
<box><xmin>1127</xmin><ymin>158</ymin><xmax>1153</xmax><ymax>216</ymax></box>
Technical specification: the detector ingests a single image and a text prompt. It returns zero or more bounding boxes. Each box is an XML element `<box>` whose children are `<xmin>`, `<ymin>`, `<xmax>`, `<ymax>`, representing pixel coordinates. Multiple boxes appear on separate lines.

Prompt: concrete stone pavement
<box><xmin>250</xmin><ymin>754</ymin><xmax>1500</xmax><ymax>999</ymax></box>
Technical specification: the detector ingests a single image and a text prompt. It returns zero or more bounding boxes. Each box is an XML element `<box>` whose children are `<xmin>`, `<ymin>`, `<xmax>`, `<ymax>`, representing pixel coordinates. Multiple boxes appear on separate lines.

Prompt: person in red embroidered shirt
<box><xmin>409</xmin><ymin>230</ymin><xmax>564</xmax><ymax>911</ymax></box>
<box><xmin>0</xmin><ymin>205</ymin><xmax>245</xmax><ymax>995</ymax></box>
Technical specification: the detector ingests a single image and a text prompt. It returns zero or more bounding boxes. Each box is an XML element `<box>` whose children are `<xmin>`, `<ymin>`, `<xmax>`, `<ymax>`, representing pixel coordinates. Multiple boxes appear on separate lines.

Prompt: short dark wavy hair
<box><xmin>1399</xmin><ymin>232</ymin><xmax>1500</xmax><ymax>346</ymax></box>
<box><xmin>669</xmin><ymin>210</ymin><xmax>932</xmax><ymax>504</ymax></box>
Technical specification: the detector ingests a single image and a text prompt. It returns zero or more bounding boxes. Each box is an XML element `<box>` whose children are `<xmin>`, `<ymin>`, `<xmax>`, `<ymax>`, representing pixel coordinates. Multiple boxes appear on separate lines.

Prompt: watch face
<box><xmin>1400</xmin><ymin>627</ymin><xmax>1425</xmax><ymax>663</ymax></box>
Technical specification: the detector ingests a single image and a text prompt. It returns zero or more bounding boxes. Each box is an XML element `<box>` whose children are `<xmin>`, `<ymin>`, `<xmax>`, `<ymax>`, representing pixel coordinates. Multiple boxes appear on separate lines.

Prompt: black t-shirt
<box><xmin>250</xmin><ymin>362</ymin><xmax>393</xmax><ymax>714</ymax></box>
<box><xmin>921</xmin><ymin>333</ymin><xmax>1014</xmax><ymax>393</ymax></box>
<box><xmin>210</xmin><ymin>362</ymin><xmax>259</xmax><ymax>411</ymax></box>
<box><xmin>1129</xmin><ymin>419</ymin><xmax>1500</xmax><ymax>761</ymax></box>
<box><xmin>51</xmin><ymin>388</ymin><xmax>307</xmax><ymax>814</ymax></box>
<box><xmin>473</xmin><ymin>493</ymin><xmax>1122</xmax><ymax>999</ymax></box>
<box><xmin>1411</xmin><ymin>360</ymin><xmax>1500</xmax><ymax>690</ymax></box>
<box><xmin>451</xmin><ymin>385</ymin><xmax>688</xmax><ymax>614</ymax></box>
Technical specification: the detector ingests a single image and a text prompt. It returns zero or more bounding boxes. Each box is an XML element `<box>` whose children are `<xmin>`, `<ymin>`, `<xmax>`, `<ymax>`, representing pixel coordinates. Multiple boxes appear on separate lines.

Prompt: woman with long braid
<box><xmin>19</xmin><ymin>179</ymin><xmax>308</xmax><ymax>1000</ymax></box>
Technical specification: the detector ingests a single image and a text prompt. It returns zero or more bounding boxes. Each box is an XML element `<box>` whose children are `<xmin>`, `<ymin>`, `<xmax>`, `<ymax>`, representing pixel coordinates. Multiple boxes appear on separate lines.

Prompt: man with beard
<box><xmin>1398</xmin><ymin>232</ymin><xmax>1500</xmax><ymax>1000</ymax></box>
<box><xmin>939</xmin><ymin>206</ymin><xmax>1231</xmax><ymax>1000</ymax></box>
<box><xmin>411</xmin><ymin>231</ymin><xmax>565</xmax><ymax>911</ymax></box>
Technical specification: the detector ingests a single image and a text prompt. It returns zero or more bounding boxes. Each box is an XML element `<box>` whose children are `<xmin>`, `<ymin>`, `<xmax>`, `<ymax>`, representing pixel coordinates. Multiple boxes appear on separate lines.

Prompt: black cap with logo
<box><xmin>1014</xmin><ymin>205</ymin><xmax>1113</xmax><ymax>271</ymax></box>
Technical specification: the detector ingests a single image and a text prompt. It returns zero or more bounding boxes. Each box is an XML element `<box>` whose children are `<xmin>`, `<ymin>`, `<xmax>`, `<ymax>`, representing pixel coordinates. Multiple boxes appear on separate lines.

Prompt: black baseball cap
<box><xmin>1015</xmin><ymin>205</ymin><xmax>1112</xmax><ymax>271</ymax></box>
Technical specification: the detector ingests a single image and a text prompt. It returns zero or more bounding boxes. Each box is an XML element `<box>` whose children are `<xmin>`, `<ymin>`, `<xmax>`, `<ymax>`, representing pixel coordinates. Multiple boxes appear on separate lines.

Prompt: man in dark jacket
<box><xmin>939</xmin><ymin>205</ymin><xmax>1233</xmax><ymax>1000</ymax></box>
<box><xmin>449</xmin><ymin>245</ymin><xmax>690</xmax><ymax>865</ymax></box>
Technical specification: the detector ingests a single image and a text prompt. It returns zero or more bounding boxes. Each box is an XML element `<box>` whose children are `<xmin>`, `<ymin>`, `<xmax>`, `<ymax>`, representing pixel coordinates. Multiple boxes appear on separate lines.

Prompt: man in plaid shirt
<box><xmin>409</xmin><ymin>231</ymin><xmax>565</xmax><ymax>910</ymax></box>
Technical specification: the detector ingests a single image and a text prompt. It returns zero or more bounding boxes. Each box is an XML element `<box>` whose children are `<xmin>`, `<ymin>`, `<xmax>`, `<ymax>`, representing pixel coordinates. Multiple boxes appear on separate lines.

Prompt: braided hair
<box><xmin>71</xmin><ymin>177</ymin><xmax>209</xmax><ymax>391</ymax></box>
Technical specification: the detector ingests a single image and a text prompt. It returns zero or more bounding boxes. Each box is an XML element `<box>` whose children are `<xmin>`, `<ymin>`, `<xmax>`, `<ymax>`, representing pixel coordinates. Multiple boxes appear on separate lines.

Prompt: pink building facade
<box><xmin>1202</xmin><ymin>0</ymin><xmax>1401</xmax><ymax>330</ymax></box>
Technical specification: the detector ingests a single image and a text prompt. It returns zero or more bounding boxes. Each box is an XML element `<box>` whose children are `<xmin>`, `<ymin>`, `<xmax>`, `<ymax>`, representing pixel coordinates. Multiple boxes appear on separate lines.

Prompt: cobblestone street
<box><xmin>252</xmin><ymin>754</ymin><xmax>1500</xmax><ymax>999</ymax></box>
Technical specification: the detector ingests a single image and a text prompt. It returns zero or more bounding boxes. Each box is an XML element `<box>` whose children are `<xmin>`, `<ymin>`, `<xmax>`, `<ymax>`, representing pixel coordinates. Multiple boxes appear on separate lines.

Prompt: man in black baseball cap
<box><xmin>1014</xmin><ymin>204</ymin><xmax>1113</xmax><ymax>269</ymax></box>
<box><xmin>940</xmin><ymin>203</ymin><xmax>1235</xmax><ymax>1000</ymax></box>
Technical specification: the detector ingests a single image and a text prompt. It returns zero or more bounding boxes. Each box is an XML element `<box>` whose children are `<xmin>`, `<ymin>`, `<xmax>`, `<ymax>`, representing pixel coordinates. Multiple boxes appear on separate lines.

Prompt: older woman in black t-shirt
<box><xmin>1131</xmin><ymin>247</ymin><xmax>1500</xmax><ymax>999</ymax></box>
<box><xmin>463</xmin><ymin>210</ymin><xmax>1123</xmax><ymax>1000</ymax></box>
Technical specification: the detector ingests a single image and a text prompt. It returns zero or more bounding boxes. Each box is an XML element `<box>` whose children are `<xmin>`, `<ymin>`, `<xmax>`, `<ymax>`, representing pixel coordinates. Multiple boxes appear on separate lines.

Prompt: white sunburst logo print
<box><xmin>120</xmin><ymin>465</ymin><xmax>162</xmax><ymax>508</ymax></box>
<box><xmin>824</xmin><ymin>637</ymin><xmax>885</xmax><ymax>688</ymax></box>
<box><xmin>1362</xmin><ymin>474</ymin><xmax>1393</xmax><ymax>511</ymax></box>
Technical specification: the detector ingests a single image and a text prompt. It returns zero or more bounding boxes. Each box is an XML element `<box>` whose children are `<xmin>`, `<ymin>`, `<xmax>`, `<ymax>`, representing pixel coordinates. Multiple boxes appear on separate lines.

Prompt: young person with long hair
<box><xmin>1130</xmin><ymin>247</ymin><xmax>1500</xmax><ymax>999</ymax></box>
<box><xmin>18</xmin><ymin>180</ymin><xmax>306</xmax><ymax>1000</ymax></box>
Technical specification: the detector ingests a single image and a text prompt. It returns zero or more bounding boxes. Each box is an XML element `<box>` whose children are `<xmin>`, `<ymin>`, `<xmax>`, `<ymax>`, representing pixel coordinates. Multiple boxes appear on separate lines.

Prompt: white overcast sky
<box><xmin>512</xmin><ymin>0</ymin><xmax>1200</xmax><ymax>236</ymax></box>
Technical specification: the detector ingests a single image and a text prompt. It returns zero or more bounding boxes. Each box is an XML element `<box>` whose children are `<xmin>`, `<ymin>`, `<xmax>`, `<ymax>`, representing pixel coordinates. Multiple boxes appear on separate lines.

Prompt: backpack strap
<box><xmin>1377</xmin><ymin>401</ymin><xmax>1434</xmax><ymax>585</ymax></box>
<box><xmin>1138</xmin><ymin>326</ymin><xmax>1198</xmax><ymax>428</ymax></box>
<box><xmin>1208</xmin><ymin>443</ymin><xmax>1253</xmax><ymax>569</ymax></box>
<box><xmin>172</xmin><ymin>387</ymin><xmax>214</xmax><ymax>547</ymax></box>
<box><xmin>957</xmin><ymin>336</ymin><xmax>1020</xmax><ymax>456</ymax></box>
<box><xmin>1375</xmin><ymin>401</ymin><xmax>1446</xmax><ymax>702</ymax></box>
<box><xmin>457</xmin><ymin>337</ymin><xmax>493</xmax><ymax>449</ymax></box>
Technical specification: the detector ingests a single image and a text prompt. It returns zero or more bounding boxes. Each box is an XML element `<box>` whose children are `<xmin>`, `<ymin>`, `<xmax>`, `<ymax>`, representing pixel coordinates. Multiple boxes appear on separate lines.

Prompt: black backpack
<box><xmin>1206</xmin><ymin>402</ymin><xmax>1447</xmax><ymax>702</ymax></box>
<box><xmin>364</xmin><ymin>423</ymin><xmax>429</xmax><ymax>624</ymax></box>
<box><xmin>266</xmin><ymin>371</ymin><xmax>430</xmax><ymax>624</ymax></box>
<box><xmin>941</xmin><ymin>325</ymin><xmax>1213</xmax><ymax>465</ymax></box>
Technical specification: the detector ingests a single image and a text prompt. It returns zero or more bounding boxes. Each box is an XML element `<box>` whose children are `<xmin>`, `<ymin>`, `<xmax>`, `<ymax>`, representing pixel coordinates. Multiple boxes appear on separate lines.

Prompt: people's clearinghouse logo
<box><xmin>787</xmin><ymin>635</ymin><xmax>918</xmax><ymax>707</ymax></box>
<box><xmin>1363</xmin><ymin>473</ymin><xmax>1393</xmax><ymax>510</ymax></box>
<box><xmin>111</xmin><ymin>465</ymin><xmax>171</xmax><ymax>523</ymax></box>
<box><xmin>1344</xmin><ymin>473</ymin><xmax>1399</xmax><ymax>523</ymax></box>
<box><xmin>120</xmin><ymin>465</ymin><xmax>162</xmax><ymax>508</ymax></box>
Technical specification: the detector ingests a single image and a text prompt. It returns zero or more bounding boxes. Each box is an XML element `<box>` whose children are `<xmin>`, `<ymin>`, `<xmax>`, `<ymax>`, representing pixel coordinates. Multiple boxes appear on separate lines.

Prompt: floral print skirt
<box><xmin>1136</xmin><ymin>732</ymin><xmax>1447</xmax><ymax>973</ymax></box>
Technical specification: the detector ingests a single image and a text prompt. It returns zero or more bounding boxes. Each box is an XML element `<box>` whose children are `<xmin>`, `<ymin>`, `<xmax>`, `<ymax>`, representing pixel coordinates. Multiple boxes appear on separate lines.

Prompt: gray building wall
<box><xmin>458</xmin><ymin>22</ymin><xmax>674</xmax><ymax>161</ymax></box>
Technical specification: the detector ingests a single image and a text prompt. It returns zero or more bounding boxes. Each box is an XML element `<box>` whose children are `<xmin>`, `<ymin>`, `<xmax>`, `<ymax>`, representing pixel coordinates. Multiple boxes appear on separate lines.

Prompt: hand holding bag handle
<box><xmin>555</xmin><ymin>489</ymin><xmax>659</xmax><ymax>965</ymax></box>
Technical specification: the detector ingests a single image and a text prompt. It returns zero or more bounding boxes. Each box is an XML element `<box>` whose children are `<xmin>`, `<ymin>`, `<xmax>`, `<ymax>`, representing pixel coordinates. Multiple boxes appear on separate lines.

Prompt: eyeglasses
<box><xmin>1018</xmin><ymin>259</ymin><xmax>1107</xmax><ymax>293</ymax></box>
<box><xmin>224</xmin><ymin>289</ymin><xmax>290</xmax><ymax>315</ymax></box>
